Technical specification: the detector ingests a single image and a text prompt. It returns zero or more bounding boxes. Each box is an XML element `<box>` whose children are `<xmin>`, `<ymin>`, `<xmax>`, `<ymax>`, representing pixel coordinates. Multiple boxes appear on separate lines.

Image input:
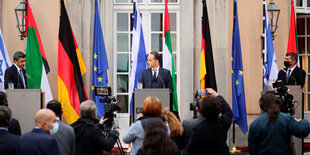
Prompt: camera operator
<box><xmin>248</xmin><ymin>93</ymin><xmax>310</xmax><ymax>155</ymax></box>
<box><xmin>71</xmin><ymin>100</ymin><xmax>119</xmax><ymax>155</ymax></box>
<box><xmin>186</xmin><ymin>88</ymin><xmax>232</xmax><ymax>155</ymax></box>
<box><xmin>277</xmin><ymin>52</ymin><xmax>306</xmax><ymax>88</ymax></box>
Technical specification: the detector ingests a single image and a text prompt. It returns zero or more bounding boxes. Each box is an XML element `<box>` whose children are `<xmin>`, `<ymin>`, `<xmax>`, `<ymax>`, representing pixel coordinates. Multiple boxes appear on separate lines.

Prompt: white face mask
<box><xmin>49</xmin><ymin>122</ymin><xmax>59</xmax><ymax>135</ymax></box>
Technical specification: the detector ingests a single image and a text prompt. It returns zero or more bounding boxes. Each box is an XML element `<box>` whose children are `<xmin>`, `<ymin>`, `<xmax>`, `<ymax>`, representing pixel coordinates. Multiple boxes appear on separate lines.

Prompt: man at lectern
<box><xmin>277</xmin><ymin>52</ymin><xmax>306</xmax><ymax>88</ymax></box>
<box><xmin>140</xmin><ymin>51</ymin><xmax>173</xmax><ymax>92</ymax></box>
<box><xmin>4</xmin><ymin>51</ymin><xmax>27</xmax><ymax>89</ymax></box>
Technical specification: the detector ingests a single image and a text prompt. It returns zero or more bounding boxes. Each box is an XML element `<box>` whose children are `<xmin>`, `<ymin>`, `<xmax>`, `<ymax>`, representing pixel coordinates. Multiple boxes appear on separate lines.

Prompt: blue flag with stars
<box><xmin>92</xmin><ymin>0</ymin><xmax>109</xmax><ymax>118</ymax></box>
<box><xmin>232</xmin><ymin>0</ymin><xmax>248</xmax><ymax>134</ymax></box>
<box><xmin>0</xmin><ymin>28</ymin><xmax>12</xmax><ymax>92</ymax></box>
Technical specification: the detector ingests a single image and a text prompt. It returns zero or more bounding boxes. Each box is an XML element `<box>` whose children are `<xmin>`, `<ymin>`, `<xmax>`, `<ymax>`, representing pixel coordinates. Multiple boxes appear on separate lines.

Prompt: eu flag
<box><xmin>92</xmin><ymin>0</ymin><xmax>109</xmax><ymax>118</ymax></box>
<box><xmin>232</xmin><ymin>0</ymin><xmax>248</xmax><ymax>134</ymax></box>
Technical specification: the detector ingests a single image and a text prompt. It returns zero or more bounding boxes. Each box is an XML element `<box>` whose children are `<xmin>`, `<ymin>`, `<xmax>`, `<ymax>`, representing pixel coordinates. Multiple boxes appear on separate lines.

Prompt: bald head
<box><xmin>34</xmin><ymin>109</ymin><xmax>56</xmax><ymax>133</ymax></box>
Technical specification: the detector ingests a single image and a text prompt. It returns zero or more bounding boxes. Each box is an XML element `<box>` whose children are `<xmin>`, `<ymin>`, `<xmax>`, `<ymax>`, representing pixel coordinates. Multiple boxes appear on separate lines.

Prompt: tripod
<box><xmin>104</xmin><ymin>127</ymin><xmax>125</xmax><ymax>155</ymax></box>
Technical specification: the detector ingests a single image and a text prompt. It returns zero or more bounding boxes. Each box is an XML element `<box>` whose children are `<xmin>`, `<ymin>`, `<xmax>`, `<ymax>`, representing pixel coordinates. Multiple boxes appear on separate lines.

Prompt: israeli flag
<box><xmin>263</xmin><ymin>0</ymin><xmax>278</xmax><ymax>86</ymax></box>
<box><xmin>129</xmin><ymin>0</ymin><xmax>147</xmax><ymax>115</ymax></box>
<box><xmin>0</xmin><ymin>28</ymin><xmax>12</xmax><ymax>92</ymax></box>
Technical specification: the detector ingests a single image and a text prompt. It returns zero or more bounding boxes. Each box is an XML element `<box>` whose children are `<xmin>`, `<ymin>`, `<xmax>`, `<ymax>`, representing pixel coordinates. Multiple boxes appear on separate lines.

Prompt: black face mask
<box><xmin>284</xmin><ymin>61</ymin><xmax>291</xmax><ymax>68</ymax></box>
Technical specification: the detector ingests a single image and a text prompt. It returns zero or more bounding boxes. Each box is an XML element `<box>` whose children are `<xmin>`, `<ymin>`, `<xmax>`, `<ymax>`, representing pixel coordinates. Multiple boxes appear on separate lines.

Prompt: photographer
<box><xmin>71</xmin><ymin>100</ymin><xmax>119</xmax><ymax>155</ymax></box>
<box><xmin>186</xmin><ymin>88</ymin><xmax>232</xmax><ymax>155</ymax></box>
<box><xmin>248</xmin><ymin>93</ymin><xmax>310</xmax><ymax>155</ymax></box>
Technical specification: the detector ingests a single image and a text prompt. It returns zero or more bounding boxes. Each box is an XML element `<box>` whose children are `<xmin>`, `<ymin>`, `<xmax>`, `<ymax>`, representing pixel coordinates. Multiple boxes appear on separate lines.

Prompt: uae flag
<box><xmin>58</xmin><ymin>0</ymin><xmax>88</xmax><ymax>124</ymax></box>
<box><xmin>201</xmin><ymin>0</ymin><xmax>217</xmax><ymax>91</ymax></box>
<box><xmin>287</xmin><ymin>0</ymin><xmax>299</xmax><ymax>64</ymax></box>
<box><xmin>25</xmin><ymin>0</ymin><xmax>53</xmax><ymax>105</ymax></box>
<box><xmin>163</xmin><ymin>0</ymin><xmax>178</xmax><ymax>112</ymax></box>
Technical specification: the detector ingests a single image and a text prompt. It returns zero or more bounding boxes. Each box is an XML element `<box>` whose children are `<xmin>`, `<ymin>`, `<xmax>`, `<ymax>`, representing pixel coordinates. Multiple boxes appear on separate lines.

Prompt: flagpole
<box><xmin>230</xmin><ymin>122</ymin><xmax>240</xmax><ymax>153</ymax></box>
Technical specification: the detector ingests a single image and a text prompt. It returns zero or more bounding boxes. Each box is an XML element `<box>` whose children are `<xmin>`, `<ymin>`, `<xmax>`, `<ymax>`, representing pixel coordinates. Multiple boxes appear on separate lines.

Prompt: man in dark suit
<box><xmin>4</xmin><ymin>51</ymin><xmax>27</xmax><ymax>89</ymax></box>
<box><xmin>20</xmin><ymin>109</ymin><xmax>60</xmax><ymax>155</ymax></box>
<box><xmin>140</xmin><ymin>51</ymin><xmax>173</xmax><ymax>91</ymax></box>
<box><xmin>0</xmin><ymin>92</ymin><xmax>21</xmax><ymax>135</ymax></box>
<box><xmin>181</xmin><ymin>98</ymin><xmax>205</xmax><ymax>154</ymax></box>
<box><xmin>0</xmin><ymin>107</ymin><xmax>20</xmax><ymax>155</ymax></box>
<box><xmin>47</xmin><ymin>100</ymin><xmax>75</xmax><ymax>155</ymax></box>
<box><xmin>277</xmin><ymin>52</ymin><xmax>306</xmax><ymax>88</ymax></box>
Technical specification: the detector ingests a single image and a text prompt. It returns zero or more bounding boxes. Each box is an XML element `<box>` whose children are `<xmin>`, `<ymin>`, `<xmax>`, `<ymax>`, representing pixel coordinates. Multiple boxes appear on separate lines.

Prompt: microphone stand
<box><xmin>25</xmin><ymin>73</ymin><xmax>37</xmax><ymax>89</ymax></box>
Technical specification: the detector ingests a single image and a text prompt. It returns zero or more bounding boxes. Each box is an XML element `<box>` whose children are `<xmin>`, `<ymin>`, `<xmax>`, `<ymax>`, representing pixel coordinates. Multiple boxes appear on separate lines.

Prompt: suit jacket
<box><xmin>277</xmin><ymin>66</ymin><xmax>306</xmax><ymax>88</ymax></box>
<box><xmin>0</xmin><ymin>129</ymin><xmax>20</xmax><ymax>155</ymax></box>
<box><xmin>20</xmin><ymin>128</ymin><xmax>60</xmax><ymax>155</ymax></box>
<box><xmin>140</xmin><ymin>67</ymin><xmax>173</xmax><ymax>91</ymax></box>
<box><xmin>51</xmin><ymin>120</ymin><xmax>75</xmax><ymax>155</ymax></box>
<box><xmin>182</xmin><ymin>115</ymin><xmax>205</xmax><ymax>149</ymax></box>
<box><xmin>4</xmin><ymin>65</ymin><xmax>27</xmax><ymax>89</ymax></box>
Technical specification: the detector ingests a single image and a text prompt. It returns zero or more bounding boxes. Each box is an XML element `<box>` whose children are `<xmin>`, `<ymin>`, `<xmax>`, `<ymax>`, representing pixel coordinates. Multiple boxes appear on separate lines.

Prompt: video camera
<box><xmin>267</xmin><ymin>80</ymin><xmax>296</xmax><ymax>115</ymax></box>
<box><xmin>94</xmin><ymin>86</ymin><xmax>121</xmax><ymax>129</ymax></box>
<box><xmin>190</xmin><ymin>90</ymin><xmax>209</xmax><ymax>118</ymax></box>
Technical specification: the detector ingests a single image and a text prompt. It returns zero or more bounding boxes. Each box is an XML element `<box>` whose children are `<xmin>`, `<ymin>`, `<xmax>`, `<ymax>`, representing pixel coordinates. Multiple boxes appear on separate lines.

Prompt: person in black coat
<box><xmin>0</xmin><ymin>92</ymin><xmax>21</xmax><ymax>135</ymax></box>
<box><xmin>277</xmin><ymin>52</ymin><xmax>306</xmax><ymax>88</ymax></box>
<box><xmin>71</xmin><ymin>100</ymin><xmax>119</xmax><ymax>155</ymax></box>
<box><xmin>4</xmin><ymin>51</ymin><xmax>27</xmax><ymax>89</ymax></box>
<box><xmin>140</xmin><ymin>51</ymin><xmax>173</xmax><ymax>91</ymax></box>
<box><xmin>0</xmin><ymin>107</ymin><xmax>20</xmax><ymax>155</ymax></box>
<box><xmin>186</xmin><ymin>88</ymin><xmax>233</xmax><ymax>155</ymax></box>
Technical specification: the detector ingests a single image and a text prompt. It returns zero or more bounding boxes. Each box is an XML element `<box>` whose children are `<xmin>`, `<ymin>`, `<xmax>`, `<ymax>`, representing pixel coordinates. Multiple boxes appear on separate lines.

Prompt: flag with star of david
<box><xmin>0</xmin><ymin>28</ymin><xmax>12</xmax><ymax>92</ymax></box>
<box><xmin>232</xmin><ymin>0</ymin><xmax>248</xmax><ymax>134</ymax></box>
<box><xmin>92</xmin><ymin>0</ymin><xmax>109</xmax><ymax>118</ymax></box>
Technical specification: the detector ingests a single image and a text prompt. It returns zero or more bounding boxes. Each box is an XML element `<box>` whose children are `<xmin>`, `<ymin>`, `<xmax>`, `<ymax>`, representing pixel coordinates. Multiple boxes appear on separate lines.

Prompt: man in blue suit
<box><xmin>140</xmin><ymin>51</ymin><xmax>173</xmax><ymax>91</ymax></box>
<box><xmin>0</xmin><ymin>106</ymin><xmax>20</xmax><ymax>155</ymax></box>
<box><xmin>20</xmin><ymin>109</ymin><xmax>60</xmax><ymax>155</ymax></box>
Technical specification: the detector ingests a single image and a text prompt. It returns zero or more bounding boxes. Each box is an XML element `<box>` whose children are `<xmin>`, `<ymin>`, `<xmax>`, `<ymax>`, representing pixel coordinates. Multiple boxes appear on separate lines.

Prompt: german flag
<box><xmin>58</xmin><ymin>0</ymin><xmax>88</xmax><ymax>124</ymax></box>
<box><xmin>201</xmin><ymin>0</ymin><xmax>217</xmax><ymax>91</ymax></box>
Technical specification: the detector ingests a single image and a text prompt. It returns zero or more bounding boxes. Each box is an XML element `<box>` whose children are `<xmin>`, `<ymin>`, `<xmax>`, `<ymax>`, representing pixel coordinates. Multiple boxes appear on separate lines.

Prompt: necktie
<box><xmin>19</xmin><ymin>70</ymin><xmax>25</xmax><ymax>88</ymax></box>
<box><xmin>152</xmin><ymin>69</ymin><xmax>157</xmax><ymax>80</ymax></box>
<box><xmin>286</xmin><ymin>69</ymin><xmax>291</xmax><ymax>84</ymax></box>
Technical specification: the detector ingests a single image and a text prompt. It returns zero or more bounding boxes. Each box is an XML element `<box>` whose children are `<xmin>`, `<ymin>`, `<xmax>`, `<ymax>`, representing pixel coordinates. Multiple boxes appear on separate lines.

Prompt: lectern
<box><xmin>6</xmin><ymin>89</ymin><xmax>43</xmax><ymax>134</ymax></box>
<box><xmin>133</xmin><ymin>88</ymin><xmax>170</xmax><ymax>119</ymax></box>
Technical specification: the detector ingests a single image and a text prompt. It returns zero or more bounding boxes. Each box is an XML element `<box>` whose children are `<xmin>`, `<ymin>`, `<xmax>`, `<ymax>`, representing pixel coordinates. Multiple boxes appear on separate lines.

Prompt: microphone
<box><xmin>158</xmin><ymin>75</ymin><xmax>166</xmax><ymax>88</ymax></box>
<box><xmin>281</xmin><ymin>68</ymin><xmax>287</xmax><ymax>73</ymax></box>
<box><xmin>290</xmin><ymin>75</ymin><xmax>297</xmax><ymax>85</ymax></box>
<box><xmin>25</xmin><ymin>73</ymin><xmax>37</xmax><ymax>89</ymax></box>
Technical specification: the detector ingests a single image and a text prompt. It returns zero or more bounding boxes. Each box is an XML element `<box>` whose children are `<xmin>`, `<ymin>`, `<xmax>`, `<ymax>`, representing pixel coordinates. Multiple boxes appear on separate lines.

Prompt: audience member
<box><xmin>123</xmin><ymin>96</ymin><xmax>167</xmax><ymax>155</ymax></box>
<box><xmin>162</xmin><ymin>107</ymin><xmax>184</xmax><ymax>150</ymax></box>
<box><xmin>136</xmin><ymin>118</ymin><xmax>179</xmax><ymax>155</ymax></box>
<box><xmin>0</xmin><ymin>106</ymin><xmax>20</xmax><ymax>155</ymax></box>
<box><xmin>47</xmin><ymin>100</ymin><xmax>75</xmax><ymax>155</ymax></box>
<box><xmin>248</xmin><ymin>93</ymin><xmax>310</xmax><ymax>155</ymax></box>
<box><xmin>0</xmin><ymin>91</ymin><xmax>21</xmax><ymax>135</ymax></box>
<box><xmin>20</xmin><ymin>109</ymin><xmax>60</xmax><ymax>155</ymax></box>
<box><xmin>186</xmin><ymin>88</ymin><xmax>232</xmax><ymax>155</ymax></box>
<box><xmin>71</xmin><ymin>100</ymin><xmax>119</xmax><ymax>155</ymax></box>
<box><xmin>181</xmin><ymin>97</ymin><xmax>205</xmax><ymax>154</ymax></box>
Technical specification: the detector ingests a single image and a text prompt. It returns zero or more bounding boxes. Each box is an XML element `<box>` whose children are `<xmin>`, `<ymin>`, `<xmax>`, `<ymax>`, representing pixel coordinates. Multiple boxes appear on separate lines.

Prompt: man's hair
<box><xmin>79</xmin><ymin>100</ymin><xmax>97</xmax><ymax>119</ymax></box>
<box><xmin>13</xmin><ymin>51</ymin><xmax>26</xmax><ymax>61</ymax></box>
<box><xmin>0</xmin><ymin>106</ymin><xmax>11</xmax><ymax>127</ymax></box>
<box><xmin>197</xmin><ymin>98</ymin><xmax>204</xmax><ymax>113</ymax></box>
<box><xmin>150</xmin><ymin>51</ymin><xmax>161</xmax><ymax>61</ymax></box>
<box><xmin>142</xmin><ymin>96</ymin><xmax>162</xmax><ymax>116</ymax></box>
<box><xmin>201</xmin><ymin>95</ymin><xmax>222</xmax><ymax>120</ymax></box>
<box><xmin>286</xmin><ymin>52</ymin><xmax>298</xmax><ymax>62</ymax></box>
<box><xmin>0</xmin><ymin>92</ymin><xmax>8</xmax><ymax>106</ymax></box>
<box><xmin>46</xmin><ymin>100</ymin><xmax>63</xmax><ymax>116</ymax></box>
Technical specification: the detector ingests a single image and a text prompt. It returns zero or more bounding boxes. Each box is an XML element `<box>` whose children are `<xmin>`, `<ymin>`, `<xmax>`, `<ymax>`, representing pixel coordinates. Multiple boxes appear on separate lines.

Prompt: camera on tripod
<box><xmin>94</xmin><ymin>86</ymin><xmax>121</xmax><ymax>129</ymax></box>
<box><xmin>267</xmin><ymin>80</ymin><xmax>296</xmax><ymax>115</ymax></box>
<box><xmin>190</xmin><ymin>90</ymin><xmax>209</xmax><ymax>118</ymax></box>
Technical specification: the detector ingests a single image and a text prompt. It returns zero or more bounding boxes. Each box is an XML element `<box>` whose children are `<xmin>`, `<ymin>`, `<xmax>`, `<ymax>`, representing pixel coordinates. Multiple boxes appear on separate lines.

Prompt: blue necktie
<box><xmin>286</xmin><ymin>70</ymin><xmax>291</xmax><ymax>84</ymax></box>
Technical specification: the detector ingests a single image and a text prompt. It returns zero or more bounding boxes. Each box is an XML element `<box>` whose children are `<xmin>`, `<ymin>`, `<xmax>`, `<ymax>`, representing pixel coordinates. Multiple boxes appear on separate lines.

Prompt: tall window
<box><xmin>113</xmin><ymin>0</ymin><xmax>179</xmax><ymax>113</ymax></box>
<box><xmin>297</xmin><ymin>15</ymin><xmax>310</xmax><ymax>110</ymax></box>
<box><xmin>296</xmin><ymin>0</ymin><xmax>310</xmax><ymax>13</ymax></box>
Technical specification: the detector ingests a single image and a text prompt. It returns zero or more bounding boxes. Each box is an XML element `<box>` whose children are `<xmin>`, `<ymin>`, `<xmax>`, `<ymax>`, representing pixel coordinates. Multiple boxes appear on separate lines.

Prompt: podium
<box><xmin>133</xmin><ymin>88</ymin><xmax>170</xmax><ymax>119</ymax></box>
<box><xmin>6</xmin><ymin>89</ymin><xmax>43</xmax><ymax>134</ymax></box>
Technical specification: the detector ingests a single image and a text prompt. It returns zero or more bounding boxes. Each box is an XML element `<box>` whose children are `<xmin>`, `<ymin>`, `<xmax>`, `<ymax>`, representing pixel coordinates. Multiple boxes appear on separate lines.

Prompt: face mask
<box><xmin>49</xmin><ymin>122</ymin><xmax>59</xmax><ymax>135</ymax></box>
<box><xmin>284</xmin><ymin>61</ymin><xmax>291</xmax><ymax>68</ymax></box>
